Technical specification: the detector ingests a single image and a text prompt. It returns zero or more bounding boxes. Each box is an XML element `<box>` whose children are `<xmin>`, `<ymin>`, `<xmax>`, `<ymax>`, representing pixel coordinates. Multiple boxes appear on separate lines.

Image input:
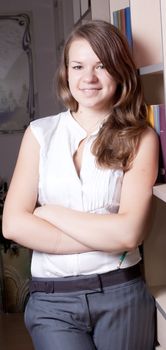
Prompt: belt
<box><xmin>29</xmin><ymin>263</ymin><xmax>141</xmax><ymax>294</ymax></box>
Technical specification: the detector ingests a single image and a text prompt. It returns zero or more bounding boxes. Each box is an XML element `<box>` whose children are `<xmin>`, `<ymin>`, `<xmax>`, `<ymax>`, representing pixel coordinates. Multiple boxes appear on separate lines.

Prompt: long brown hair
<box><xmin>56</xmin><ymin>20</ymin><xmax>148</xmax><ymax>171</ymax></box>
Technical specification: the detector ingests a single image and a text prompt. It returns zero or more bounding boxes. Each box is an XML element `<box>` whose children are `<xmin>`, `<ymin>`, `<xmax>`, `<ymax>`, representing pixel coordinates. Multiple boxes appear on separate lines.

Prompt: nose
<box><xmin>83</xmin><ymin>68</ymin><xmax>98</xmax><ymax>83</ymax></box>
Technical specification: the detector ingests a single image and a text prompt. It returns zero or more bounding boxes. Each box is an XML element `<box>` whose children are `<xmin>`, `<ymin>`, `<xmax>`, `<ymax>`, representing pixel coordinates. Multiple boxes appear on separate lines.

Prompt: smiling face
<box><xmin>67</xmin><ymin>39</ymin><xmax>117</xmax><ymax>114</ymax></box>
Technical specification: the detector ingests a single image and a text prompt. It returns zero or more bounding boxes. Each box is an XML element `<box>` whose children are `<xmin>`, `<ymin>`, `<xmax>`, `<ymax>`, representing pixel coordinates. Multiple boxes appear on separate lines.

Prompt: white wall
<box><xmin>0</xmin><ymin>0</ymin><xmax>74</xmax><ymax>183</ymax></box>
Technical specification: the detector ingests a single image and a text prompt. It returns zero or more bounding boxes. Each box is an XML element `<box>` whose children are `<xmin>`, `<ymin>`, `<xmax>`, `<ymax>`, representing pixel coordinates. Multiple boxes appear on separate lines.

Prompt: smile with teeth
<box><xmin>80</xmin><ymin>88</ymin><xmax>101</xmax><ymax>95</ymax></box>
<box><xmin>81</xmin><ymin>87</ymin><xmax>101</xmax><ymax>90</ymax></box>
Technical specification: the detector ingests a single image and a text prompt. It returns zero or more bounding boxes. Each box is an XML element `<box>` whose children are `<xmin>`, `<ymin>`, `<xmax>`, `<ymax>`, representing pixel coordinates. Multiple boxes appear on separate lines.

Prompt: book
<box><xmin>159</xmin><ymin>105</ymin><xmax>166</xmax><ymax>182</ymax></box>
<box><xmin>147</xmin><ymin>105</ymin><xmax>155</xmax><ymax>129</ymax></box>
<box><xmin>113</xmin><ymin>7</ymin><xmax>133</xmax><ymax>48</ymax></box>
<box><xmin>125</xmin><ymin>7</ymin><xmax>132</xmax><ymax>48</ymax></box>
<box><xmin>147</xmin><ymin>104</ymin><xmax>166</xmax><ymax>183</ymax></box>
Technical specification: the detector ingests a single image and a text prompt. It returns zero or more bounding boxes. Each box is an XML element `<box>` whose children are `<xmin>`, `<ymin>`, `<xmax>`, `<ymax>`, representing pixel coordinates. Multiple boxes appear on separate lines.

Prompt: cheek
<box><xmin>68</xmin><ymin>74</ymin><xmax>80</xmax><ymax>94</ymax></box>
<box><xmin>102</xmin><ymin>72</ymin><xmax>117</xmax><ymax>92</ymax></box>
<box><xmin>108</xmin><ymin>79</ymin><xmax>117</xmax><ymax>95</ymax></box>
<box><xmin>68</xmin><ymin>71</ymin><xmax>75</xmax><ymax>85</ymax></box>
<box><xmin>68</xmin><ymin>79</ymin><xmax>76</xmax><ymax>94</ymax></box>
<box><xmin>68</xmin><ymin>79</ymin><xmax>80</xmax><ymax>102</ymax></box>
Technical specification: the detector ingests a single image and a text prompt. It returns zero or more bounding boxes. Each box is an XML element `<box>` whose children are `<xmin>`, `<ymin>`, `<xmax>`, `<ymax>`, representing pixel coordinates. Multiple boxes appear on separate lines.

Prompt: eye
<box><xmin>72</xmin><ymin>65</ymin><xmax>82</xmax><ymax>70</ymax></box>
<box><xmin>96</xmin><ymin>63</ymin><xmax>105</xmax><ymax>69</ymax></box>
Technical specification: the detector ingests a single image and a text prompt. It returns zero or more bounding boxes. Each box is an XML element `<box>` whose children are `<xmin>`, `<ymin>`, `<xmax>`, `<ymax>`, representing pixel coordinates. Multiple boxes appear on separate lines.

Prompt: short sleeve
<box><xmin>30</xmin><ymin>115</ymin><xmax>61</xmax><ymax>149</ymax></box>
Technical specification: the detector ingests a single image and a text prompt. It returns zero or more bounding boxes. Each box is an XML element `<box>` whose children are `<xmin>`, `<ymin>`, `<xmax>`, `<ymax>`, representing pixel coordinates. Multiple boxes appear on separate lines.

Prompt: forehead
<box><xmin>68</xmin><ymin>38</ymin><xmax>99</xmax><ymax>61</ymax></box>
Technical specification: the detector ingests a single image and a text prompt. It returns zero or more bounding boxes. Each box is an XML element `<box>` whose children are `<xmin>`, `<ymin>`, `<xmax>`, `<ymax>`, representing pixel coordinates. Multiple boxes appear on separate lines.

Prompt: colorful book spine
<box><xmin>147</xmin><ymin>104</ymin><xmax>166</xmax><ymax>182</ymax></box>
<box><xmin>113</xmin><ymin>7</ymin><xmax>133</xmax><ymax>48</ymax></box>
<box><xmin>125</xmin><ymin>7</ymin><xmax>132</xmax><ymax>48</ymax></box>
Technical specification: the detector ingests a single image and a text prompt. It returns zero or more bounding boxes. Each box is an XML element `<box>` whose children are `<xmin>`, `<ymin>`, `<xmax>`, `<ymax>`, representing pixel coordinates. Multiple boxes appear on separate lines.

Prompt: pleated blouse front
<box><xmin>30</xmin><ymin>110</ymin><xmax>141</xmax><ymax>277</ymax></box>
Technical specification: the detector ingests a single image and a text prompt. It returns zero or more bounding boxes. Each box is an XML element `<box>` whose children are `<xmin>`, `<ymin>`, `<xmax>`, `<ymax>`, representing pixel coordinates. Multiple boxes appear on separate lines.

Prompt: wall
<box><xmin>0</xmin><ymin>0</ymin><xmax>74</xmax><ymax>313</ymax></box>
<box><xmin>0</xmin><ymin>0</ymin><xmax>74</xmax><ymax>183</ymax></box>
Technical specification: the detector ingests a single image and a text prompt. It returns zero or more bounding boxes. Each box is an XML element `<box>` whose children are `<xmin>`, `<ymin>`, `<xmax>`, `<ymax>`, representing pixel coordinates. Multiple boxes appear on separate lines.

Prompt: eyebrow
<box><xmin>70</xmin><ymin>60</ymin><xmax>102</xmax><ymax>64</ymax></box>
<box><xmin>70</xmin><ymin>61</ymin><xmax>82</xmax><ymax>64</ymax></box>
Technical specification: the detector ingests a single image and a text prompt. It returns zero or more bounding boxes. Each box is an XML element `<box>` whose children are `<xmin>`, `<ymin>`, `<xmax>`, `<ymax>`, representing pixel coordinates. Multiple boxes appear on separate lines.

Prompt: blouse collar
<box><xmin>66</xmin><ymin>110</ymin><xmax>106</xmax><ymax>138</ymax></box>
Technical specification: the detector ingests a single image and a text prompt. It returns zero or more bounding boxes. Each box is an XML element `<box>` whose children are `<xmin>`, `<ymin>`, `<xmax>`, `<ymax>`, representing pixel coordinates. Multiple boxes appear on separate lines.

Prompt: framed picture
<box><xmin>0</xmin><ymin>14</ymin><xmax>35</xmax><ymax>133</ymax></box>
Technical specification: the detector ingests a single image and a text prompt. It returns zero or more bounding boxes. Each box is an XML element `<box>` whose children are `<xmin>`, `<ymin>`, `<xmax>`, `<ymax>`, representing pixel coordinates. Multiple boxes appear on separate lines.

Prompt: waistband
<box><xmin>29</xmin><ymin>263</ymin><xmax>142</xmax><ymax>294</ymax></box>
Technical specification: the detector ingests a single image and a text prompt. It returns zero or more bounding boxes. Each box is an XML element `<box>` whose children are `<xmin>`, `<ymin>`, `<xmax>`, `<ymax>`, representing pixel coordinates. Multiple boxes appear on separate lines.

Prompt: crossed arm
<box><xmin>2</xmin><ymin>127</ymin><xmax>90</xmax><ymax>254</ymax></box>
<box><xmin>2</xmin><ymin>126</ymin><xmax>159</xmax><ymax>254</ymax></box>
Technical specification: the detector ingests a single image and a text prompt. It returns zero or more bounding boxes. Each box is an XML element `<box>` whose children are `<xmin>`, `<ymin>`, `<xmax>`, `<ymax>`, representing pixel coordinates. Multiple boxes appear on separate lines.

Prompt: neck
<box><xmin>72</xmin><ymin>110</ymin><xmax>110</xmax><ymax>135</ymax></box>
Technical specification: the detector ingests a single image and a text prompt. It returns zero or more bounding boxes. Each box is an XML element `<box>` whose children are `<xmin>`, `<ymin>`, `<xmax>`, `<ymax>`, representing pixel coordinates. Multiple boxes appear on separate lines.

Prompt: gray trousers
<box><xmin>24</xmin><ymin>275</ymin><xmax>155</xmax><ymax>350</ymax></box>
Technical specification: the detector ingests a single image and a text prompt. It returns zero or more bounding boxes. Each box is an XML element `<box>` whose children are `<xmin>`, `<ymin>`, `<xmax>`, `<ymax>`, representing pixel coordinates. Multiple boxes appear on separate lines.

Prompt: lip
<box><xmin>80</xmin><ymin>88</ymin><xmax>101</xmax><ymax>97</ymax></box>
<box><xmin>80</xmin><ymin>87</ymin><xmax>101</xmax><ymax>91</ymax></box>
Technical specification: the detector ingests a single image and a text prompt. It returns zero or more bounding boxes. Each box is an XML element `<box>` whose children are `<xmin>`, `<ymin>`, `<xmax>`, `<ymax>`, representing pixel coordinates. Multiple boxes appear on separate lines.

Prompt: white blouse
<box><xmin>30</xmin><ymin>110</ymin><xmax>141</xmax><ymax>277</ymax></box>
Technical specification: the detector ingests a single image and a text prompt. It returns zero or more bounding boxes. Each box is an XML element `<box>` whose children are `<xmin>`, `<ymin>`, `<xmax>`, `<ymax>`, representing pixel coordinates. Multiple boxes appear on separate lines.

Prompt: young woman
<box><xmin>3</xmin><ymin>20</ymin><xmax>158</xmax><ymax>350</ymax></box>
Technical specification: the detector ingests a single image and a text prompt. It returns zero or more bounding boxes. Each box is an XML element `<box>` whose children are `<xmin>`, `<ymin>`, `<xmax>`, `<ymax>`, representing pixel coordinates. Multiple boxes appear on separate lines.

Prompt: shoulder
<box><xmin>130</xmin><ymin>126</ymin><xmax>159</xmax><ymax>185</ymax></box>
<box><xmin>136</xmin><ymin>126</ymin><xmax>159</xmax><ymax>160</ymax></box>
<box><xmin>14</xmin><ymin>111</ymin><xmax>69</xmax><ymax>176</ymax></box>
<box><xmin>29</xmin><ymin>110</ymin><xmax>68</xmax><ymax>146</ymax></box>
<box><xmin>141</xmin><ymin>125</ymin><xmax>158</xmax><ymax>143</ymax></box>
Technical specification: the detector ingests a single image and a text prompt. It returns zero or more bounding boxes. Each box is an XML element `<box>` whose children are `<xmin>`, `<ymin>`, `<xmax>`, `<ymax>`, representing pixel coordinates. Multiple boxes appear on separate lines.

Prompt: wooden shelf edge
<box><xmin>153</xmin><ymin>184</ymin><xmax>166</xmax><ymax>202</ymax></box>
<box><xmin>139</xmin><ymin>63</ymin><xmax>163</xmax><ymax>75</ymax></box>
<box><xmin>150</xmin><ymin>285</ymin><xmax>166</xmax><ymax>320</ymax></box>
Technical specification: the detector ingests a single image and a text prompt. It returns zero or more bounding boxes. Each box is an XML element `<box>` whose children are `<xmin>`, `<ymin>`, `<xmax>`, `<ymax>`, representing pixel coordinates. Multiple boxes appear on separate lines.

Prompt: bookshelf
<box><xmin>151</xmin><ymin>286</ymin><xmax>166</xmax><ymax>349</ymax></box>
<box><xmin>130</xmin><ymin>0</ymin><xmax>162</xmax><ymax>68</ymax></box>
<box><xmin>161</xmin><ymin>0</ymin><xmax>166</xmax><ymax>104</ymax></box>
<box><xmin>130</xmin><ymin>1</ymin><xmax>166</xmax><ymax>348</ymax></box>
<box><xmin>153</xmin><ymin>184</ymin><xmax>166</xmax><ymax>203</ymax></box>
<box><xmin>90</xmin><ymin>0</ymin><xmax>111</xmax><ymax>22</ymax></box>
<box><xmin>91</xmin><ymin>0</ymin><xmax>166</xmax><ymax>348</ymax></box>
<box><xmin>139</xmin><ymin>63</ymin><xmax>163</xmax><ymax>76</ymax></box>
